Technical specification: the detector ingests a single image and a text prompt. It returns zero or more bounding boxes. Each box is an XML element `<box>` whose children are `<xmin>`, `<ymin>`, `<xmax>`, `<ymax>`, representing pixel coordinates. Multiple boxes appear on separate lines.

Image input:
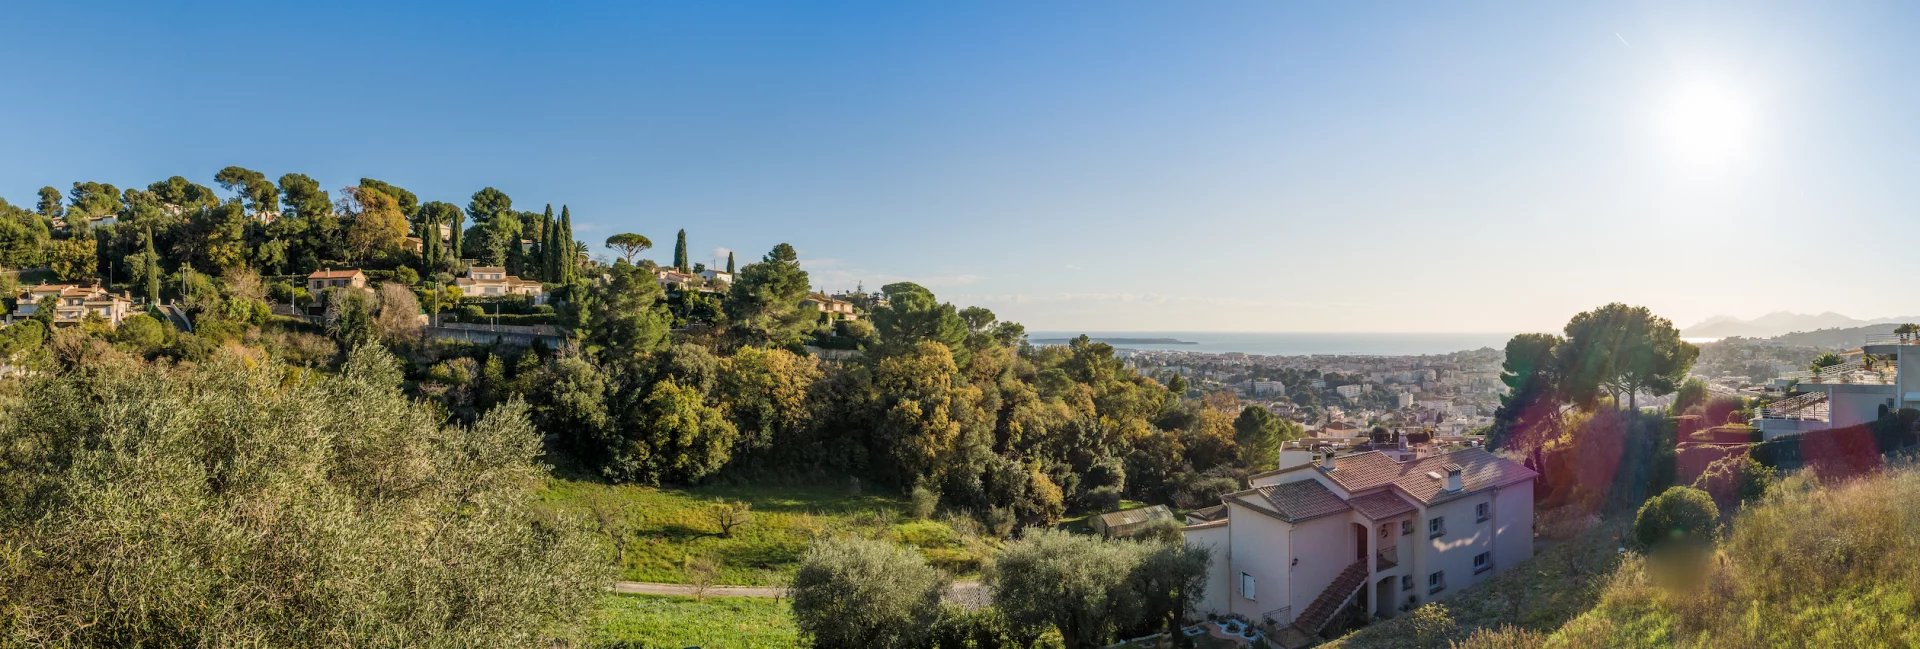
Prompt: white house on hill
<box><xmin>1752</xmin><ymin>333</ymin><xmax>1920</xmax><ymax>439</ymax></box>
<box><xmin>1182</xmin><ymin>447</ymin><xmax>1536</xmax><ymax>639</ymax></box>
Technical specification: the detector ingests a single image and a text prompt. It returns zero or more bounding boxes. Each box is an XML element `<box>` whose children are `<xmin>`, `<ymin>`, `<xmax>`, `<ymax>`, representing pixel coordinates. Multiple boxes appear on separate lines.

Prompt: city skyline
<box><xmin>6</xmin><ymin>1</ymin><xmax>1920</xmax><ymax>332</ymax></box>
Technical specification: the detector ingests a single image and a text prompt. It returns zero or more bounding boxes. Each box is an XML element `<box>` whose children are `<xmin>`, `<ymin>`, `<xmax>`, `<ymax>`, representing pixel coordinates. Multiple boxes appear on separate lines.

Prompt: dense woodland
<box><xmin>0</xmin><ymin>171</ymin><xmax>1303</xmax><ymax>533</ymax></box>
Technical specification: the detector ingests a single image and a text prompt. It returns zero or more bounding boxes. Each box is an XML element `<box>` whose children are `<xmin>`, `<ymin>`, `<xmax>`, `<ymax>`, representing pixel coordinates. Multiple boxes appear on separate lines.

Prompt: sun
<box><xmin>1657</xmin><ymin>82</ymin><xmax>1758</xmax><ymax>165</ymax></box>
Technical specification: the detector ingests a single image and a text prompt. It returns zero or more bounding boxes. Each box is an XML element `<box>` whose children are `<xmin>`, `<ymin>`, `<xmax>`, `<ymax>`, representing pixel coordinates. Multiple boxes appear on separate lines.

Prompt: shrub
<box><xmin>1632</xmin><ymin>485</ymin><xmax>1719</xmax><ymax>550</ymax></box>
<box><xmin>790</xmin><ymin>536</ymin><xmax>946</xmax><ymax>649</ymax></box>
<box><xmin>461</xmin><ymin>304</ymin><xmax>486</xmax><ymax>319</ymax></box>
<box><xmin>911</xmin><ymin>484</ymin><xmax>940</xmax><ymax>520</ymax></box>
<box><xmin>391</xmin><ymin>266</ymin><xmax>419</xmax><ymax>286</ymax></box>
<box><xmin>1084</xmin><ymin>485</ymin><xmax>1124</xmax><ymax>513</ymax></box>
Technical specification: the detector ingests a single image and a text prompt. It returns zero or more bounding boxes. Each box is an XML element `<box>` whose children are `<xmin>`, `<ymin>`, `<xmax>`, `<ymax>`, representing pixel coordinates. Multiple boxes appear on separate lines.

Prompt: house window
<box><xmin>1428</xmin><ymin>571</ymin><xmax>1446</xmax><ymax>595</ymax></box>
<box><xmin>1379</xmin><ymin>525</ymin><xmax>1390</xmax><ymax>539</ymax></box>
<box><xmin>1474</xmin><ymin>552</ymin><xmax>1492</xmax><ymax>574</ymax></box>
<box><xmin>1429</xmin><ymin>517</ymin><xmax>1445</xmax><ymax>539</ymax></box>
<box><xmin>1401</xmin><ymin>575</ymin><xmax>1413</xmax><ymax>591</ymax></box>
<box><xmin>1240</xmin><ymin>572</ymin><xmax>1257</xmax><ymax>600</ymax></box>
<box><xmin>1476</xmin><ymin>502</ymin><xmax>1490</xmax><ymax>522</ymax></box>
<box><xmin>1401</xmin><ymin>520</ymin><xmax>1413</xmax><ymax>536</ymax></box>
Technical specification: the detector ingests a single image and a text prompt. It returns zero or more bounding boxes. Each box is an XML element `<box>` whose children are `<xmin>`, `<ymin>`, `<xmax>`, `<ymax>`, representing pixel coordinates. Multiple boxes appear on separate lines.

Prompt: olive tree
<box><xmin>0</xmin><ymin>345</ymin><xmax>607</xmax><ymax>646</ymax></box>
<box><xmin>790</xmin><ymin>536</ymin><xmax>946</xmax><ymax>648</ymax></box>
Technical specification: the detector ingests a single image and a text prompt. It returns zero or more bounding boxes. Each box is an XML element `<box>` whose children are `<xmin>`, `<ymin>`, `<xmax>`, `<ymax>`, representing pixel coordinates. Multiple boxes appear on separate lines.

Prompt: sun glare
<box><xmin>1657</xmin><ymin>82</ymin><xmax>1758</xmax><ymax>165</ymax></box>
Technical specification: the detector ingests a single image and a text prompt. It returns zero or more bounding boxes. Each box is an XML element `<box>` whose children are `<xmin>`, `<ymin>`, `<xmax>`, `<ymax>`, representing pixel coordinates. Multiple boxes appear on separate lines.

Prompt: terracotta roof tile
<box><xmin>1252</xmin><ymin>479</ymin><xmax>1352</xmax><ymax>522</ymax></box>
<box><xmin>1349</xmin><ymin>490</ymin><xmax>1417</xmax><ymax>520</ymax></box>
<box><xmin>1324</xmin><ymin>448</ymin><xmax>1536</xmax><ymax>505</ymax></box>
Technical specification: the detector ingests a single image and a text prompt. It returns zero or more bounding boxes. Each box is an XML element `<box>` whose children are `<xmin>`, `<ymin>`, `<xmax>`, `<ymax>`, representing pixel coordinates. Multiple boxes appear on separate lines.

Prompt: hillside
<box><xmin>1682</xmin><ymin>311</ymin><xmax>1920</xmax><ymax>340</ymax></box>
<box><xmin>1473</xmin><ymin>465</ymin><xmax>1920</xmax><ymax>647</ymax></box>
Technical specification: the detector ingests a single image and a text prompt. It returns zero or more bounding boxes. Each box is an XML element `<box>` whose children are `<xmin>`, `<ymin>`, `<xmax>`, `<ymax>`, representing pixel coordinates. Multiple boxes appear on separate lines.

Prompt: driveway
<box><xmin>613</xmin><ymin>579</ymin><xmax>988</xmax><ymax>608</ymax></box>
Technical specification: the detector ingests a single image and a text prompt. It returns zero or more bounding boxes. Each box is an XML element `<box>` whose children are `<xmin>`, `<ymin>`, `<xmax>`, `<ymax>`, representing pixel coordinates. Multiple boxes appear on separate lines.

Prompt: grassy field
<box><xmin>540</xmin><ymin>477</ymin><xmax>997</xmax><ymax>585</ymax></box>
<box><xmin>592</xmin><ymin>594</ymin><xmax>800</xmax><ymax>648</ymax></box>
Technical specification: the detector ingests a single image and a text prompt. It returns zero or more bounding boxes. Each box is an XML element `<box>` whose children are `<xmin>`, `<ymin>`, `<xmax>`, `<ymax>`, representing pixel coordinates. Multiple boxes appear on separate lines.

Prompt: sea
<box><xmin>1026</xmin><ymin>331</ymin><xmax>1515</xmax><ymax>357</ymax></box>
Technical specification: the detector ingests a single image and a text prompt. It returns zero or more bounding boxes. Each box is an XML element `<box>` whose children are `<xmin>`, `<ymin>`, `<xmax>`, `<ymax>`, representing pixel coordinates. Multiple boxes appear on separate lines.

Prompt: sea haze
<box><xmin>1026</xmin><ymin>331</ymin><xmax>1513</xmax><ymax>356</ymax></box>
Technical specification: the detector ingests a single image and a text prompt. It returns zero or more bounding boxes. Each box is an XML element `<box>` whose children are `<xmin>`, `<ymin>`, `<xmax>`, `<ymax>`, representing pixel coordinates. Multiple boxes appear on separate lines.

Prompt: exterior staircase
<box><xmin>1291</xmin><ymin>559</ymin><xmax>1368</xmax><ymax>637</ymax></box>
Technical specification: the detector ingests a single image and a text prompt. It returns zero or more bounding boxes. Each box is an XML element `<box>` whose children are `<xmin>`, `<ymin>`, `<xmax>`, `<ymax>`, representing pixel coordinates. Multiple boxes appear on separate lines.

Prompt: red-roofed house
<box><xmin>306</xmin><ymin>269</ymin><xmax>368</xmax><ymax>294</ymax></box>
<box><xmin>1182</xmin><ymin>447</ymin><xmax>1536</xmax><ymax>638</ymax></box>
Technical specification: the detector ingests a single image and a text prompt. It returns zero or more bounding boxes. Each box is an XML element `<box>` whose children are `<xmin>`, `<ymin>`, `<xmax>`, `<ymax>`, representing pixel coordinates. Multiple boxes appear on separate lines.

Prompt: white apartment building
<box><xmin>1753</xmin><ymin>334</ymin><xmax>1920</xmax><ymax>439</ymax></box>
<box><xmin>1183</xmin><ymin>447</ymin><xmax>1536</xmax><ymax>640</ymax></box>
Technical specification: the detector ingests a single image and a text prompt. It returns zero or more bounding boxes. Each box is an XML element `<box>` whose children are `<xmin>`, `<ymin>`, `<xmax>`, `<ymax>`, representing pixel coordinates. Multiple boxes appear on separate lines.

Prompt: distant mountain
<box><xmin>1682</xmin><ymin>311</ymin><xmax>1920</xmax><ymax>339</ymax></box>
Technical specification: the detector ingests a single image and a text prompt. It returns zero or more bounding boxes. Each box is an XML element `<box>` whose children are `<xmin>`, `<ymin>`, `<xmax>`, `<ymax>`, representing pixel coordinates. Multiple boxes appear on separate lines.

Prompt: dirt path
<box><xmin>613</xmin><ymin>579</ymin><xmax>988</xmax><ymax>608</ymax></box>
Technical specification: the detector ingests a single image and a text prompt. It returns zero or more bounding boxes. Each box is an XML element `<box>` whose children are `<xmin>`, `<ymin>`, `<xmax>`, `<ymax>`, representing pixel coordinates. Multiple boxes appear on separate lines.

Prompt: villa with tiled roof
<box><xmin>1183</xmin><ymin>446</ymin><xmax>1537</xmax><ymax>641</ymax></box>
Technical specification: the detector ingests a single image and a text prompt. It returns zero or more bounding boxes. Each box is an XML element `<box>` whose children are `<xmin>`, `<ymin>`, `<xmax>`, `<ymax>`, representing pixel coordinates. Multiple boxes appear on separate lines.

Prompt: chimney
<box><xmin>1321</xmin><ymin>452</ymin><xmax>1336</xmax><ymax>471</ymax></box>
<box><xmin>1444</xmin><ymin>464</ymin><xmax>1463</xmax><ymax>492</ymax></box>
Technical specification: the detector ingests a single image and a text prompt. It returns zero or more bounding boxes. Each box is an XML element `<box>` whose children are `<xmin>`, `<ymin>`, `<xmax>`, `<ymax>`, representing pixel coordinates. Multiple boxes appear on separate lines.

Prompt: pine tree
<box><xmin>142</xmin><ymin>228</ymin><xmax>161</xmax><ymax>305</ymax></box>
<box><xmin>726</xmin><ymin>251</ymin><xmax>735</xmax><ymax>274</ymax></box>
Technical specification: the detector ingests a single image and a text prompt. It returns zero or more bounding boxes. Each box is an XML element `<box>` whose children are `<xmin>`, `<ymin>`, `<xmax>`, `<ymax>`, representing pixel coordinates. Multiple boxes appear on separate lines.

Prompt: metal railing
<box><xmin>1260</xmin><ymin>605</ymin><xmax>1293</xmax><ymax>629</ymax></box>
<box><xmin>1780</xmin><ymin>359</ymin><xmax>1896</xmax><ymax>385</ymax></box>
<box><xmin>1865</xmin><ymin>333</ymin><xmax>1920</xmax><ymax>346</ymax></box>
<box><xmin>1375</xmin><ymin>545</ymin><xmax>1399</xmax><ymax>571</ymax></box>
<box><xmin>1758</xmin><ymin>391</ymin><xmax>1829</xmax><ymax>421</ymax></box>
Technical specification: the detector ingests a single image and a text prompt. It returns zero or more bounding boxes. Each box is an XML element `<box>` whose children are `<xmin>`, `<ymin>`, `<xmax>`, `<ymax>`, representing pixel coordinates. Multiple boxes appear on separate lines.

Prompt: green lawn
<box><xmin>541</xmin><ymin>478</ymin><xmax>995</xmax><ymax>585</ymax></box>
<box><xmin>1055</xmin><ymin>499</ymin><xmax>1149</xmax><ymax>534</ymax></box>
<box><xmin>592</xmin><ymin>594</ymin><xmax>800</xmax><ymax>649</ymax></box>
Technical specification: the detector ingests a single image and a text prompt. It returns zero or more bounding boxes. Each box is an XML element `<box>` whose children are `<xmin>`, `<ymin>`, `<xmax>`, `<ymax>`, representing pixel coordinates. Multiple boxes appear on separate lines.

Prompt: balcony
<box><xmin>1757</xmin><ymin>391</ymin><xmax>1829</xmax><ymax>422</ymax></box>
<box><xmin>1781</xmin><ymin>359</ymin><xmax>1896</xmax><ymax>386</ymax></box>
<box><xmin>1375</xmin><ymin>545</ymin><xmax>1399</xmax><ymax>571</ymax></box>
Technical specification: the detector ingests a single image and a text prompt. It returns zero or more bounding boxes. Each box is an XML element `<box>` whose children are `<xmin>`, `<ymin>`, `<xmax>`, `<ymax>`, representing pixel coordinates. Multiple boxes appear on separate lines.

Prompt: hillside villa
<box><xmin>806</xmin><ymin>292</ymin><xmax>858</xmax><ymax>320</ymax></box>
<box><xmin>1752</xmin><ymin>333</ymin><xmax>1920</xmax><ymax>439</ymax></box>
<box><xmin>1183</xmin><ymin>444</ymin><xmax>1536</xmax><ymax>640</ymax></box>
<box><xmin>455</xmin><ymin>266</ymin><xmax>545</xmax><ymax>302</ymax></box>
<box><xmin>306</xmin><ymin>269</ymin><xmax>368</xmax><ymax>295</ymax></box>
<box><xmin>11</xmin><ymin>284</ymin><xmax>136</xmax><ymax>327</ymax></box>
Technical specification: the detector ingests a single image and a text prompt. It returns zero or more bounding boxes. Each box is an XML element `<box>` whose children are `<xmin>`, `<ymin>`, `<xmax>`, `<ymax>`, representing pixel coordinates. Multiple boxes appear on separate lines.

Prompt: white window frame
<box><xmin>1429</xmin><ymin>516</ymin><xmax>1445</xmax><ymax>539</ymax></box>
<box><xmin>1474</xmin><ymin>552</ymin><xmax>1493</xmax><ymax>574</ymax></box>
<box><xmin>1476</xmin><ymin>502</ymin><xmax>1490</xmax><ymax>522</ymax></box>
<box><xmin>1428</xmin><ymin>571</ymin><xmax>1446</xmax><ymax>595</ymax></box>
<box><xmin>1240</xmin><ymin>572</ymin><xmax>1257</xmax><ymax>600</ymax></box>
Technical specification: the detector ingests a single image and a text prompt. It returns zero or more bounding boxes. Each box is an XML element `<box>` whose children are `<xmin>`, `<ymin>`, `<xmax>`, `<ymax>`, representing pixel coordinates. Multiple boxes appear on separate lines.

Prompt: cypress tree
<box><xmin>448</xmin><ymin>211</ymin><xmax>464</xmax><ymax>267</ymax></box>
<box><xmin>673</xmin><ymin>229</ymin><xmax>689</xmax><ymax>273</ymax></box>
<box><xmin>142</xmin><ymin>228</ymin><xmax>161</xmax><ymax>305</ymax></box>
<box><xmin>557</xmin><ymin>206</ymin><xmax>574</xmax><ymax>284</ymax></box>
<box><xmin>538</xmin><ymin>204</ymin><xmax>554</xmax><ymax>280</ymax></box>
<box><xmin>726</xmin><ymin>251</ymin><xmax>735</xmax><ymax>274</ymax></box>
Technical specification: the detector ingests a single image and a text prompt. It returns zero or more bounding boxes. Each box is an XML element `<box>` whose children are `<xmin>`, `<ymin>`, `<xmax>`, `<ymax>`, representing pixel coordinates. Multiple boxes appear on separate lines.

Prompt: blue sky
<box><xmin>5</xmin><ymin>1</ymin><xmax>1920</xmax><ymax>333</ymax></box>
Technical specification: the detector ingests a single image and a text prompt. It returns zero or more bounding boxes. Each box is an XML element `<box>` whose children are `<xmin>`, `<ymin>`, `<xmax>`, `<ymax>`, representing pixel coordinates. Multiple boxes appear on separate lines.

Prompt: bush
<box><xmin>790</xmin><ymin>536</ymin><xmax>946</xmax><ymax>649</ymax></box>
<box><xmin>1632</xmin><ymin>485</ymin><xmax>1719</xmax><ymax>550</ymax></box>
<box><xmin>910</xmin><ymin>484</ymin><xmax>940</xmax><ymax>520</ymax></box>
<box><xmin>1084</xmin><ymin>485</ymin><xmax>1124</xmax><ymax>513</ymax></box>
<box><xmin>391</xmin><ymin>266</ymin><xmax>419</xmax><ymax>286</ymax></box>
<box><xmin>461</xmin><ymin>304</ymin><xmax>486</xmax><ymax>319</ymax></box>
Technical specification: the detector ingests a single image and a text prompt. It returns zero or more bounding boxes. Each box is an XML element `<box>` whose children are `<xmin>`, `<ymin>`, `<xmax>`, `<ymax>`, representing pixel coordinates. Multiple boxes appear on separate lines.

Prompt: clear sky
<box><xmin>5</xmin><ymin>1</ymin><xmax>1919</xmax><ymax>333</ymax></box>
